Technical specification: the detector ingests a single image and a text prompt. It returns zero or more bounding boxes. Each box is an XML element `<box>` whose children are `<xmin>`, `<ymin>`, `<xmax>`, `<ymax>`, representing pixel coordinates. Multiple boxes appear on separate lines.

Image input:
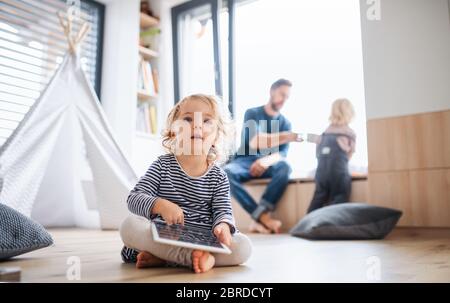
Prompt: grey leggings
<box><xmin>120</xmin><ymin>215</ymin><xmax>252</xmax><ymax>268</ymax></box>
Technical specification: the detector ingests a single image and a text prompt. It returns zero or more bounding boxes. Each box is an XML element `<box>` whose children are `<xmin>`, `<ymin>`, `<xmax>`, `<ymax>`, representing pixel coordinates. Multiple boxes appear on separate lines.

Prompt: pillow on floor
<box><xmin>0</xmin><ymin>203</ymin><xmax>53</xmax><ymax>260</ymax></box>
<box><xmin>290</xmin><ymin>203</ymin><xmax>402</xmax><ymax>240</ymax></box>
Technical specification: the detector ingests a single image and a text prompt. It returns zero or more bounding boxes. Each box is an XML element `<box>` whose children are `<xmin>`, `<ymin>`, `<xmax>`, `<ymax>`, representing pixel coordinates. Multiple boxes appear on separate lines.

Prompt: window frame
<box><xmin>0</xmin><ymin>0</ymin><xmax>105</xmax><ymax>97</ymax></box>
<box><xmin>171</xmin><ymin>0</ymin><xmax>223</xmax><ymax>104</ymax></box>
<box><xmin>0</xmin><ymin>0</ymin><xmax>105</xmax><ymax>146</ymax></box>
<box><xmin>83</xmin><ymin>0</ymin><xmax>105</xmax><ymax>98</ymax></box>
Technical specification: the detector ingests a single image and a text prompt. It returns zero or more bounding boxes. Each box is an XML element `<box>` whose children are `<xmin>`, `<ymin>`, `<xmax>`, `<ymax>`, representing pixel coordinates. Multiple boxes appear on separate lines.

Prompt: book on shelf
<box><xmin>135</xmin><ymin>104</ymin><xmax>147</xmax><ymax>133</ymax></box>
<box><xmin>143</xmin><ymin>104</ymin><xmax>152</xmax><ymax>134</ymax></box>
<box><xmin>137</xmin><ymin>61</ymin><xmax>144</xmax><ymax>92</ymax></box>
<box><xmin>138</xmin><ymin>58</ymin><xmax>158</xmax><ymax>96</ymax></box>
<box><xmin>149</xmin><ymin>104</ymin><xmax>157</xmax><ymax>134</ymax></box>
<box><xmin>136</xmin><ymin>103</ymin><xmax>157</xmax><ymax>135</ymax></box>
<box><xmin>152</xmin><ymin>68</ymin><xmax>159</xmax><ymax>94</ymax></box>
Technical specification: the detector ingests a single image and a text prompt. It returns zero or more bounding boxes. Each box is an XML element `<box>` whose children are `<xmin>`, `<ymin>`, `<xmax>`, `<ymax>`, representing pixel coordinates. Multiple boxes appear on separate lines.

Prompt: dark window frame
<box><xmin>0</xmin><ymin>0</ymin><xmax>106</xmax><ymax>146</ymax></box>
<box><xmin>0</xmin><ymin>0</ymin><xmax>105</xmax><ymax>97</ymax></box>
<box><xmin>172</xmin><ymin>0</ymin><xmax>236</xmax><ymax>114</ymax></box>
<box><xmin>83</xmin><ymin>0</ymin><xmax>105</xmax><ymax>98</ymax></box>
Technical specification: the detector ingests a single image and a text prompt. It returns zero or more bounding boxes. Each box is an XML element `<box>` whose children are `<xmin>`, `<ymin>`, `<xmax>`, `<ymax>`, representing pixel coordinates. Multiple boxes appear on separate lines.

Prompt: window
<box><xmin>172</xmin><ymin>0</ymin><xmax>235</xmax><ymax>113</ymax></box>
<box><xmin>176</xmin><ymin>3</ymin><xmax>216</xmax><ymax>97</ymax></box>
<box><xmin>172</xmin><ymin>0</ymin><xmax>368</xmax><ymax>175</ymax></box>
<box><xmin>0</xmin><ymin>0</ymin><xmax>104</xmax><ymax>146</ymax></box>
<box><xmin>172</xmin><ymin>0</ymin><xmax>223</xmax><ymax>102</ymax></box>
<box><xmin>234</xmin><ymin>0</ymin><xmax>367</xmax><ymax>176</ymax></box>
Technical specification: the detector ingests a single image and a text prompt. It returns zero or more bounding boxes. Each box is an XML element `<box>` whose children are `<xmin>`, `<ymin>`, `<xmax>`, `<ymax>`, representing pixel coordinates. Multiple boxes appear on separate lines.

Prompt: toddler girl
<box><xmin>120</xmin><ymin>94</ymin><xmax>252</xmax><ymax>273</ymax></box>
<box><xmin>307</xmin><ymin>98</ymin><xmax>356</xmax><ymax>213</ymax></box>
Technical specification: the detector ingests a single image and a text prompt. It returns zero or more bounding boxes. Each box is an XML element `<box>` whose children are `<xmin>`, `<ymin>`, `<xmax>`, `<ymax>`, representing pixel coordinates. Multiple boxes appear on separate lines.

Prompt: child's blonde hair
<box><xmin>162</xmin><ymin>94</ymin><xmax>235</xmax><ymax>164</ymax></box>
<box><xmin>329</xmin><ymin>98</ymin><xmax>355</xmax><ymax>126</ymax></box>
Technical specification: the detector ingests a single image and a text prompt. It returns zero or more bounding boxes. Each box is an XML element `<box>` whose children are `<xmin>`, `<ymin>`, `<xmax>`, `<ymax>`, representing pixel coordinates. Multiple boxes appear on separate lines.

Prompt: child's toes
<box><xmin>192</xmin><ymin>250</ymin><xmax>201</xmax><ymax>273</ymax></box>
<box><xmin>192</xmin><ymin>265</ymin><xmax>198</xmax><ymax>273</ymax></box>
<box><xmin>136</xmin><ymin>251</ymin><xmax>165</xmax><ymax>269</ymax></box>
<box><xmin>193</xmin><ymin>261</ymin><xmax>200</xmax><ymax>273</ymax></box>
<box><xmin>199</xmin><ymin>252</ymin><xmax>215</xmax><ymax>273</ymax></box>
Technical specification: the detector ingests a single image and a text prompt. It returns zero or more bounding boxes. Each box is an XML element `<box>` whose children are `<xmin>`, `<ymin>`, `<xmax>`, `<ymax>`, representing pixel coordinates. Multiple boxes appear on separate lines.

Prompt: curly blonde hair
<box><xmin>329</xmin><ymin>98</ymin><xmax>355</xmax><ymax>126</ymax></box>
<box><xmin>162</xmin><ymin>94</ymin><xmax>235</xmax><ymax>165</ymax></box>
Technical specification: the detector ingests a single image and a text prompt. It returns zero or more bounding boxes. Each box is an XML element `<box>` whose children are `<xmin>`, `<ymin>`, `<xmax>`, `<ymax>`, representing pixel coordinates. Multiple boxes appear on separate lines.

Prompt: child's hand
<box><xmin>213</xmin><ymin>223</ymin><xmax>232</xmax><ymax>247</ymax></box>
<box><xmin>152</xmin><ymin>198</ymin><xmax>184</xmax><ymax>225</ymax></box>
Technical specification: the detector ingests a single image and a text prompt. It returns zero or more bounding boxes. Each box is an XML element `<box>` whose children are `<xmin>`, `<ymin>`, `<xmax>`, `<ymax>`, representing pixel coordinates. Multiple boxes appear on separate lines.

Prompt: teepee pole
<box><xmin>75</xmin><ymin>22</ymin><xmax>91</xmax><ymax>46</ymax></box>
<box><xmin>57</xmin><ymin>8</ymin><xmax>91</xmax><ymax>54</ymax></box>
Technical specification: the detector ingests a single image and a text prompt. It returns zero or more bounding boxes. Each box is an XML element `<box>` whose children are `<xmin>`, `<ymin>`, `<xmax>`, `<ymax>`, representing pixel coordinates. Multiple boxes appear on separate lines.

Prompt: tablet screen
<box><xmin>153</xmin><ymin>221</ymin><xmax>225</xmax><ymax>249</ymax></box>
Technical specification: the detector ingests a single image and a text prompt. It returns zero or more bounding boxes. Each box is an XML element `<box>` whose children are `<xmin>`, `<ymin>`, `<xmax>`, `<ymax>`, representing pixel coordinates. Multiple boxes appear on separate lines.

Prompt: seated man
<box><xmin>224</xmin><ymin>79</ymin><xmax>302</xmax><ymax>233</ymax></box>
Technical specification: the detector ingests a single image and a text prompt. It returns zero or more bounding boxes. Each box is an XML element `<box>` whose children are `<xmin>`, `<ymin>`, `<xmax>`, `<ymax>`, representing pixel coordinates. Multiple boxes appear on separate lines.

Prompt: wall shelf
<box><xmin>137</xmin><ymin>89</ymin><xmax>158</xmax><ymax>100</ymax></box>
<box><xmin>133</xmin><ymin>6</ymin><xmax>163</xmax><ymax>176</ymax></box>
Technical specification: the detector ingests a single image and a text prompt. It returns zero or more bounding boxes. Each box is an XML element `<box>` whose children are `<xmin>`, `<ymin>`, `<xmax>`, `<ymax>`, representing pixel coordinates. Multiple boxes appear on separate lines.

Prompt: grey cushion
<box><xmin>0</xmin><ymin>203</ymin><xmax>53</xmax><ymax>260</ymax></box>
<box><xmin>290</xmin><ymin>203</ymin><xmax>402</xmax><ymax>240</ymax></box>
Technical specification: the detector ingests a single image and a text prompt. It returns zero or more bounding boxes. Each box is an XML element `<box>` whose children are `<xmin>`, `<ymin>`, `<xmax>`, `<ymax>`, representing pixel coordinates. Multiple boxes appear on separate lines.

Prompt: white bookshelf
<box><xmin>132</xmin><ymin>10</ymin><xmax>164</xmax><ymax>175</ymax></box>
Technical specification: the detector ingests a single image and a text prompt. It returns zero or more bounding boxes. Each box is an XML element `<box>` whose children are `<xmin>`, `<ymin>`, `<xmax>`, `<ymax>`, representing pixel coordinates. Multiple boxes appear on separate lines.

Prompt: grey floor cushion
<box><xmin>290</xmin><ymin>202</ymin><xmax>402</xmax><ymax>240</ymax></box>
<box><xmin>0</xmin><ymin>203</ymin><xmax>53</xmax><ymax>260</ymax></box>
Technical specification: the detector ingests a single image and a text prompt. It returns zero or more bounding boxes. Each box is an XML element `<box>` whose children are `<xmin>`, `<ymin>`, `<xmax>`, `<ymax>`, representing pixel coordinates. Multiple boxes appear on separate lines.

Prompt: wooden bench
<box><xmin>231</xmin><ymin>175</ymin><xmax>368</xmax><ymax>232</ymax></box>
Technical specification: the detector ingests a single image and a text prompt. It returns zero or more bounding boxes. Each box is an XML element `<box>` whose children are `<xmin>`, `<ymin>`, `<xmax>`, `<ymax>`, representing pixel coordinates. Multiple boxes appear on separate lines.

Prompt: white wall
<box><xmin>360</xmin><ymin>0</ymin><xmax>450</xmax><ymax>120</ymax></box>
<box><xmin>99</xmin><ymin>0</ymin><xmax>140</xmax><ymax>157</ymax></box>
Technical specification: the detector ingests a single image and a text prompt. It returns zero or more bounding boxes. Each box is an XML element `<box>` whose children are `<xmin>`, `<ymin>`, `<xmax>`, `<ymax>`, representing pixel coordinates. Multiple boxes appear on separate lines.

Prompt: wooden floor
<box><xmin>2</xmin><ymin>228</ymin><xmax>450</xmax><ymax>283</ymax></box>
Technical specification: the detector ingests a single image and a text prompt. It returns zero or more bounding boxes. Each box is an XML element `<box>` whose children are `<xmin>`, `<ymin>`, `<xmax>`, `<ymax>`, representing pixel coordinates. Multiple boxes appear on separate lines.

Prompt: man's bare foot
<box><xmin>136</xmin><ymin>251</ymin><xmax>166</xmax><ymax>269</ymax></box>
<box><xmin>248</xmin><ymin>221</ymin><xmax>270</xmax><ymax>234</ymax></box>
<box><xmin>259</xmin><ymin>212</ymin><xmax>282</xmax><ymax>234</ymax></box>
<box><xmin>192</xmin><ymin>250</ymin><xmax>215</xmax><ymax>274</ymax></box>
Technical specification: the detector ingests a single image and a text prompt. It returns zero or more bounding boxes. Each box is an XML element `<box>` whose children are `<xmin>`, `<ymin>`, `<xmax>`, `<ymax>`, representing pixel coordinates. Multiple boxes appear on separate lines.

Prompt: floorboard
<box><xmin>1</xmin><ymin>228</ymin><xmax>449</xmax><ymax>282</ymax></box>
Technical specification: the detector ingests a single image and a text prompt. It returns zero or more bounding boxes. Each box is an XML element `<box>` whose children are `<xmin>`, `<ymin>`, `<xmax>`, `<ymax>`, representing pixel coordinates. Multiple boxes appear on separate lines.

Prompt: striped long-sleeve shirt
<box><xmin>126</xmin><ymin>153</ymin><xmax>236</xmax><ymax>234</ymax></box>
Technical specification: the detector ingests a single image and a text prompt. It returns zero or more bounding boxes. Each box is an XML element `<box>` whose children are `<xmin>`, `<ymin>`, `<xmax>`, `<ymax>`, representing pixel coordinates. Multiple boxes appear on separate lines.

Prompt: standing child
<box><xmin>120</xmin><ymin>94</ymin><xmax>252</xmax><ymax>273</ymax></box>
<box><xmin>307</xmin><ymin>98</ymin><xmax>356</xmax><ymax>213</ymax></box>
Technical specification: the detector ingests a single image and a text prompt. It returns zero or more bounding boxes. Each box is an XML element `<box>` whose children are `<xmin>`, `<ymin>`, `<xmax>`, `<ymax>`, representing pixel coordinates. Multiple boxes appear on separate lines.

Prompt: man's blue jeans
<box><xmin>223</xmin><ymin>156</ymin><xmax>292</xmax><ymax>221</ymax></box>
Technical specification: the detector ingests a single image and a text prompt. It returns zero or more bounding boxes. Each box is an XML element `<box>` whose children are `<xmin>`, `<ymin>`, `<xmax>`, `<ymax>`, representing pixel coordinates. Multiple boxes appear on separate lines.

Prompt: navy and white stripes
<box><xmin>126</xmin><ymin>153</ymin><xmax>236</xmax><ymax>234</ymax></box>
<box><xmin>121</xmin><ymin>246</ymin><xmax>138</xmax><ymax>263</ymax></box>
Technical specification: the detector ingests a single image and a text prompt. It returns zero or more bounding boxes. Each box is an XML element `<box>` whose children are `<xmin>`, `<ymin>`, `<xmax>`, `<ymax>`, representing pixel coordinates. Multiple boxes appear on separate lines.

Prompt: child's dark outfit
<box><xmin>307</xmin><ymin>125</ymin><xmax>356</xmax><ymax>213</ymax></box>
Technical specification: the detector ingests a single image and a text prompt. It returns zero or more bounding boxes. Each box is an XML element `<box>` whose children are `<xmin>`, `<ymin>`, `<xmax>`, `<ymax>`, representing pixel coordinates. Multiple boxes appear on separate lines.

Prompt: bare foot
<box><xmin>248</xmin><ymin>221</ymin><xmax>270</xmax><ymax>234</ymax></box>
<box><xmin>259</xmin><ymin>212</ymin><xmax>282</xmax><ymax>234</ymax></box>
<box><xmin>136</xmin><ymin>251</ymin><xmax>166</xmax><ymax>269</ymax></box>
<box><xmin>192</xmin><ymin>250</ymin><xmax>215</xmax><ymax>274</ymax></box>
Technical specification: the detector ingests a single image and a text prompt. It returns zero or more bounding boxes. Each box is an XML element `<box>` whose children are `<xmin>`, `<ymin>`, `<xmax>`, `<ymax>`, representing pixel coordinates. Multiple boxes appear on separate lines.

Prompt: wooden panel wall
<box><xmin>231</xmin><ymin>179</ymin><xmax>368</xmax><ymax>232</ymax></box>
<box><xmin>367</xmin><ymin>110</ymin><xmax>450</xmax><ymax>227</ymax></box>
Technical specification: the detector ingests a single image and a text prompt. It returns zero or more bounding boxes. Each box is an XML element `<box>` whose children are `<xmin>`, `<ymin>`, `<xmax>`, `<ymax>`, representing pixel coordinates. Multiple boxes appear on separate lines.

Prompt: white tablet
<box><xmin>307</xmin><ymin>133</ymin><xmax>320</xmax><ymax>143</ymax></box>
<box><xmin>151</xmin><ymin>221</ymin><xmax>231</xmax><ymax>254</ymax></box>
<box><xmin>295</xmin><ymin>133</ymin><xmax>320</xmax><ymax>143</ymax></box>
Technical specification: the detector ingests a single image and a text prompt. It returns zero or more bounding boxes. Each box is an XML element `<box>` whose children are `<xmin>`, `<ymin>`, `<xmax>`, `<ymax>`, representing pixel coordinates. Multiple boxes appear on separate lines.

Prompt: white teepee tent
<box><xmin>0</xmin><ymin>13</ymin><xmax>137</xmax><ymax>229</ymax></box>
